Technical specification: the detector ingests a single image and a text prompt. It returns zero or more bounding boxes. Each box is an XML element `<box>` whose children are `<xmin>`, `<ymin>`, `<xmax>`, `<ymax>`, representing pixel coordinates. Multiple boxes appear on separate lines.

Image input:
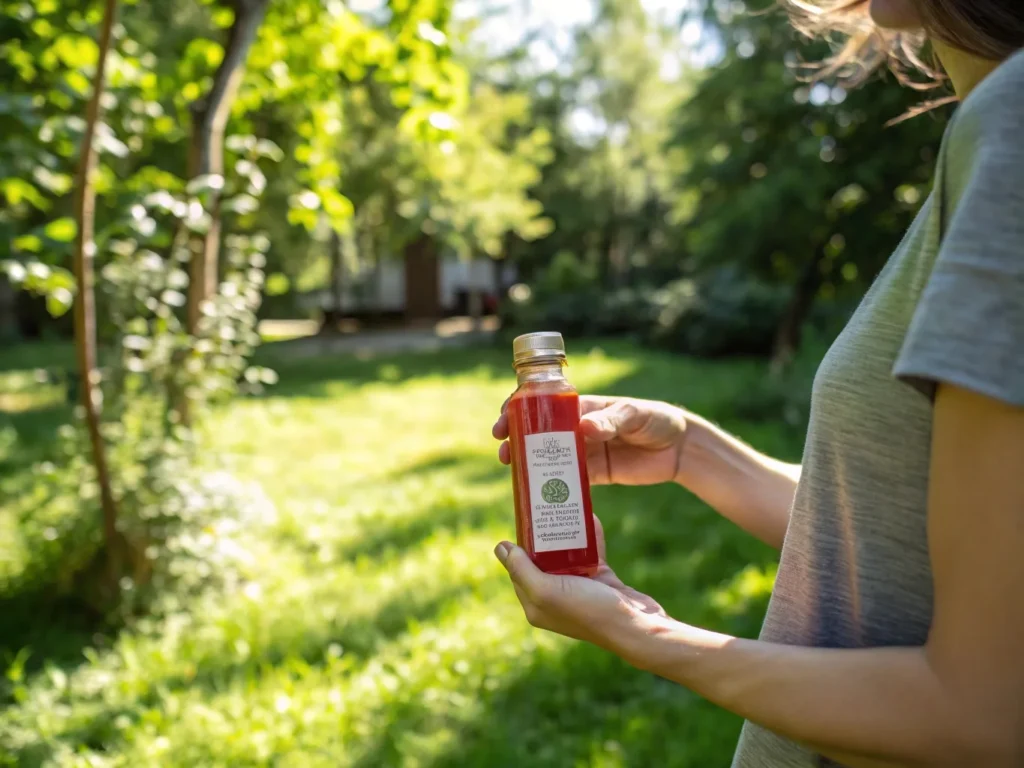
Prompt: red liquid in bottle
<box><xmin>507</xmin><ymin>382</ymin><xmax>599</xmax><ymax>576</ymax></box>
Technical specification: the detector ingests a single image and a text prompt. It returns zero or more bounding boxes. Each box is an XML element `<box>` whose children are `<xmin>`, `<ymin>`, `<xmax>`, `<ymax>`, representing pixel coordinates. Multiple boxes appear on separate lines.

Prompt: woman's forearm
<box><xmin>676</xmin><ymin>415</ymin><xmax>799</xmax><ymax>549</ymax></box>
<box><xmin>624</xmin><ymin>621</ymin><xmax>1011</xmax><ymax>768</ymax></box>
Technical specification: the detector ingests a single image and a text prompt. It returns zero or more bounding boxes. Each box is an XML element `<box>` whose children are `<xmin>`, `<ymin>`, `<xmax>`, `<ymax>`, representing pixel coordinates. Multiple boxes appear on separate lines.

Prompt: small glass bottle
<box><xmin>507</xmin><ymin>332</ymin><xmax>599</xmax><ymax>576</ymax></box>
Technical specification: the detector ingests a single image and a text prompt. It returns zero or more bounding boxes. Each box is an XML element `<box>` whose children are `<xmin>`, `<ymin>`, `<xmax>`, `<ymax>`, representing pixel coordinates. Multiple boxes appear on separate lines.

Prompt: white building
<box><xmin>304</xmin><ymin>248</ymin><xmax>518</xmax><ymax>319</ymax></box>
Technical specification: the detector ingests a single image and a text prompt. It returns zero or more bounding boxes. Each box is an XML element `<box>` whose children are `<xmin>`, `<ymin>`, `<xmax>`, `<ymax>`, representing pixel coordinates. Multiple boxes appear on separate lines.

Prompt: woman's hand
<box><xmin>492</xmin><ymin>391</ymin><xmax>798</xmax><ymax>548</ymax></box>
<box><xmin>493</xmin><ymin>516</ymin><xmax>666</xmax><ymax>661</ymax></box>
<box><xmin>492</xmin><ymin>395</ymin><xmax>689</xmax><ymax>486</ymax></box>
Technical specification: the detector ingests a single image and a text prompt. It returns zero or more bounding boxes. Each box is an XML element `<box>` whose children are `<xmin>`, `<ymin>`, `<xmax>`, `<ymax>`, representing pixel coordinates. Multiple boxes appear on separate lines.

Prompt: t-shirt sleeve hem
<box><xmin>892</xmin><ymin>257</ymin><xmax>1024</xmax><ymax>410</ymax></box>
<box><xmin>894</xmin><ymin>363</ymin><xmax>1024</xmax><ymax>409</ymax></box>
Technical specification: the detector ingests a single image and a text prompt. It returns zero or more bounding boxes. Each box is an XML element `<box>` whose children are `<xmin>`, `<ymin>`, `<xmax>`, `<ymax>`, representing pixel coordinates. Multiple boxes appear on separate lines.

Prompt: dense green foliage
<box><xmin>496</xmin><ymin>0</ymin><xmax>950</xmax><ymax>358</ymax></box>
<box><xmin>1</xmin><ymin>339</ymin><xmax>815</xmax><ymax>767</ymax></box>
<box><xmin>2</xmin><ymin>0</ymin><xmax>951</xmax><ymax>349</ymax></box>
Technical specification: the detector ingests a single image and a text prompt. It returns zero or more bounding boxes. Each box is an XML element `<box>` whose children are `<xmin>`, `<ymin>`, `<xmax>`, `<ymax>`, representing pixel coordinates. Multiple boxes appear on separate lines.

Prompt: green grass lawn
<box><xmin>0</xmin><ymin>339</ymin><xmax>808</xmax><ymax>767</ymax></box>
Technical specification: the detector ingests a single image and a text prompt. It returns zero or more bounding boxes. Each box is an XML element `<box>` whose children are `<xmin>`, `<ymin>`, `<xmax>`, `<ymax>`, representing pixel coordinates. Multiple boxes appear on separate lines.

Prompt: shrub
<box><xmin>1</xmin><ymin>135</ymin><xmax>282</xmax><ymax>620</ymax></box>
<box><xmin>647</xmin><ymin>267</ymin><xmax>788</xmax><ymax>358</ymax></box>
<box><xmin>501</xmin><ymin>262</ymin><xmax>788</xmax><ymax>359</ymax></box>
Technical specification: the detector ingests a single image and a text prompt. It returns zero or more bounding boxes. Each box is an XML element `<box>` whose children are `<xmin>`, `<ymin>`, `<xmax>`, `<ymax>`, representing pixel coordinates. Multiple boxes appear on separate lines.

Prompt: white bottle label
<box><xmin>524</xmin><ymin>431</ymin><xmax>588</xmax><ymax>553</ymax></box>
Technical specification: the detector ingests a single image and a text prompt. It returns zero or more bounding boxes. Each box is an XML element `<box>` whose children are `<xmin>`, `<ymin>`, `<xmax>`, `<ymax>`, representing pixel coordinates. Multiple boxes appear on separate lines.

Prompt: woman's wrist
<box><xmin>612</xmin><ymin>610</ymin><xmax>712</xmax><ymax>681</ymax></box>
<box><xmin>674</xmin><ymin>413</ymin><xmax>723</xmax><ymax>490</ymax></box>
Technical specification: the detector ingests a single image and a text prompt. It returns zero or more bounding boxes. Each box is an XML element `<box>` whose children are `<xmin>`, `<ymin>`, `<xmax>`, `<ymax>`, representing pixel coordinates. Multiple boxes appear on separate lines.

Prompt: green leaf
<box><xmin>254</xmin><ymin>139</ymin><xmax>284</xmax><ymax>162</ymax></box>
<box><xmin>122</xmin><ymin>335</ymin><xmax>151</xmax><ymax>351</ymax></box>
<box><xmin>222</xmin><ymin>195</ymin><xmax>259</xmax><ymax>215</ymax></box>
<box><xmin>45</xmin><ymin>287</ymin><xmax>73</xmax><ymax>318</ymax></box>
<box><xmin>186</xmin><ymin>174</ymin><xmax>225</xmax><ymax>196</ymax></box>
<box><xmin>320</xmin><ymin>188</ymin><xmax>354</xmax><ymax>221</ymax></box>
<box><xmin>5</xmin><ymin>648</ymin><xmax>31</xmax><ymax>684</ymax></box>
<box><xmin>65</xmin><ymin>70</ymin><xmax>91</xmax><ymax>96</ymax></box>
<box><xmin>160</xmin><ymin>290</ymin><xmax>187</xmax><ymax>308</ymax></box>
<box><xmin>2</xmin><ymin>261</ymin><xmax>27</xmax><ymax>284</ymax></box>
<box><xmin>185</xmin><ymin>38</ymin><xmax>225</xmax><ymax>69</ymax></box>
<box><xmin>265</xmin><ymin>273</ymin><xmax>290</xmax><ymax>296</ymax></box>
<box><xmin>286</xmin><ymin>207</ymin><xmax>318</xmax><ymax>230</ymax></box>
<box><xmin>43</xmin><ymin>218</ymin><xmax>77</xmax><ymax>242</ymax></box>
<box><xmin>226</xmin><ymin>135</ymin><xmax>257</xmax><ymax>153</ymax></box>
<box><xmin>13</xmin><ymin>235</ymin><xmax>42</xmax><ymax>253</ymax></box>
<box><xmin>211</xmin><ymin>6</ymin><xmax>235</xmax><ymax>27</ymax></box>
<box><xmin>1</xmin><ymin>178</ymin><xmax>47</xmax><ymax>209</ymax></box>
<box><xmin>51</xmin><ymin>34</ymin><xmax>100</xmax><ymax>69</ymax></box>
<box><xmin>32</xmin><ymin>167</ymin><xmax>73</xmax><ymax>195</ymax></box>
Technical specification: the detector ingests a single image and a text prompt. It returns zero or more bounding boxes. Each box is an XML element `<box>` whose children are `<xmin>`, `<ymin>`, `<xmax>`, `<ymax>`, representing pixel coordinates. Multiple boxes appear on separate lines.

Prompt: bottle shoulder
<box><xmin>511</xmin><ymin>379</ymin><xmax>578</xmax><ymax>399</ymax></box>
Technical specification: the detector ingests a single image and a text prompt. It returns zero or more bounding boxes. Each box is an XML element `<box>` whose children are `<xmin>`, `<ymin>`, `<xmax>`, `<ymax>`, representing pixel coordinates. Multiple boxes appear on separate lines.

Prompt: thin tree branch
<box><xmin>72</xmin><ymin>0</ymin><xmax>121</xmax><ymax>589</ymax></box>
<box><xmin>185</xmin><ymin>0</ymin><xmax>268</xmax><ymax>335</ymax></box>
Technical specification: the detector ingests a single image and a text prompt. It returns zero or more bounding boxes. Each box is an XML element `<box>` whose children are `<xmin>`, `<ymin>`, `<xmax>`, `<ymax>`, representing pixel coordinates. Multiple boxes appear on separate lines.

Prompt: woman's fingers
<box><xmin>498</xmin><ymin>440</ymin><xmax>511</xmax><ymax>465</ymax></box>
<box><xmin>580</xmin><ymin>400</ymin><xmax>648</xmax><ymax>442</ymax></box>
<box><xmin>492</xmin><ymin>412</ymin><xmax>509</xmax><ymax>440</ymax></box>
<box><xmin>584</xmin><ymin>440</ymin><xmax>612</xmax><ymax>485</ymax></box>
<box><xmin>492</xmin><ymin>396</ymin><xmax>512</xmax><ymax>440</ymax></box>
<box><xmin>593</xmin><ymin>514</ymin><xmax>607</xmax><ymax>562</ymax></box>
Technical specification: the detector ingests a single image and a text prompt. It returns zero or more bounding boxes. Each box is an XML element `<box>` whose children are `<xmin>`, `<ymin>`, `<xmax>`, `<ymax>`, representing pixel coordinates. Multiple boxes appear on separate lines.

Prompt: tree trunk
<box><xmin>368</xmin><ymin>231</ymin><xmax>382</xmax><ymax>322</ymax></box>
<box><xmin>0</xmin><ymin>274</ymin><xmax>17</xmax><ymax>345</ymax></box>
<box><xmin>468</xmin><ymin>259</ymin><xmax>483</xmax><ymax>331</ymax></box>
<box><xmin>771</xmin><ymin>250</ymin><xmax>827</xmax><ymax>374</ymax></box>
<box><xmin>403</xmin><ymin>235</ymin><xmax>440</xmax><ymax>322</ymax></box>
<box><xmin>608</xmin><ymin>229</ymin><xmax>628</xmax><ymax>288</ymax></box>
<box><xmin>492</xmin><ymin>256</ymin><xmax>504</xmax><ymax>298</ymax></box>
<box><xmin>72</xmin><ymin>0</ymin><xmax>121</xmax><ymax>594</ymax></box>
<box><xmin>320</xmin><ymin>229</ymin><xmax>344</xmax><ymax>334</ymax></box>
<box><xmin>597</xmin><ymin>215</ymin><xmax>615</xmax><ymax>288</ymax></box>
<box><xmin>185</xmin><ymin>0</ymin><xmax>268</xmax><ymax>335</ymax></box>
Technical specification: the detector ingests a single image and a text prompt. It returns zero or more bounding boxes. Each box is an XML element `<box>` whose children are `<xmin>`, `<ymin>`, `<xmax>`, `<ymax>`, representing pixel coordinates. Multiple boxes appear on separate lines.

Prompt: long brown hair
<box><xmin>785</xmin><ymin>0</ymin><xmax>1024</xmax><ymax>88</ymax></box>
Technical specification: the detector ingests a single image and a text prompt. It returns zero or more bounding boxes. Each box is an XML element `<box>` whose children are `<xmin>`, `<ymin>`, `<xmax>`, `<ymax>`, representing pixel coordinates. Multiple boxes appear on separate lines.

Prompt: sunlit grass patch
<box><xmin>1</xmin><ymin>340</ymin><xmax>803</xmax><ymax>767</ymax></box>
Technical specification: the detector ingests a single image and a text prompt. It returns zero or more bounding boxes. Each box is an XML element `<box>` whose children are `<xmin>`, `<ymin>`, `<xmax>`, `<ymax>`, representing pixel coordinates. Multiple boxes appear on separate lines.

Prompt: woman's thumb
<box><xmin>495</xmin><ymin>542</ymin><xmax>543</xmax><ymax>593</ymax></box>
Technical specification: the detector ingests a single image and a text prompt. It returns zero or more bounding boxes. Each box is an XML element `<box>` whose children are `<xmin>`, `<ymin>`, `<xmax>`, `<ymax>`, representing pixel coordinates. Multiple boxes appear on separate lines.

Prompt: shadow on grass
<box><xmin>344</xmin><ymin>486</ymin><xmax>776</xmax><ymax>768</ymax></box>
<box><xmin>177</xmin><ymin>578</ymin><xmax>484</xmax><ymax>693</ymax></box>
<box><xmin>0</xmin><ymin>403</ymin><xmax>72</xmax><ymax>475</ymax></box>
<box><xmin>348</xmin><ymin>571</ymin><xmax>770</xmax><ymax>768</ymax></box>
<box><xmin>1</xmin><ymin>572</ymin><xmax>496</xmax><ymax>767</ymax></box>
<box><xmin>410</xmin><ymin>648</ymin><xmax>731</xmax><ymax>768</ymax></box>
<box><xmin>0</xmin><ymin>341</ymin><xmax>75</xmax><ymax>374</ymax></box>
<box><xmin>0</xmin><ymin>593</ymin><xmax>100</xmax><ymax>679</ymax></box>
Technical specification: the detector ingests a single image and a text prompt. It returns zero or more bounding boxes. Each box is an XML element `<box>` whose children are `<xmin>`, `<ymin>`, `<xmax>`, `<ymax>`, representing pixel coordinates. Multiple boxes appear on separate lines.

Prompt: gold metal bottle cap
<box><xmin>512</xmin><ymin>332</ymin><xmax>566</xmax><ymax>366</ymax></box>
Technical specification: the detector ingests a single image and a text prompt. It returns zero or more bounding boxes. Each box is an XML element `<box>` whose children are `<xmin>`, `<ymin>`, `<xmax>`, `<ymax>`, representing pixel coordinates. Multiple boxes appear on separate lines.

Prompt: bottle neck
<box><xmin>514</xmin><ymin>358</ymin><xmax>568</xmax><ymax>386</ymax></box>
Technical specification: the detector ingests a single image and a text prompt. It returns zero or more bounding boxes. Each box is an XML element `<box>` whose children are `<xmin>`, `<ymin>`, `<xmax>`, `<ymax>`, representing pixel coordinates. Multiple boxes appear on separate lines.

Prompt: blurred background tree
<box><xmin>3</xmin><ymin>0</ymin><xmax>952</xmax><ymax>361</ymax></box>
<box><xmin>674</xmin><ymin>0</ymin><xmax>948</xmax><ymax>365</ymax></box>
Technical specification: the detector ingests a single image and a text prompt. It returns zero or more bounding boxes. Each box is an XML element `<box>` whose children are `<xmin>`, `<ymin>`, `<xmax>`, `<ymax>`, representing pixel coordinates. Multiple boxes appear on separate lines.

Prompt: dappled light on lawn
<box><xmin>0</xmin><ymin>341</ymin><xmax>798</xmax><ymax>766</ymax></box>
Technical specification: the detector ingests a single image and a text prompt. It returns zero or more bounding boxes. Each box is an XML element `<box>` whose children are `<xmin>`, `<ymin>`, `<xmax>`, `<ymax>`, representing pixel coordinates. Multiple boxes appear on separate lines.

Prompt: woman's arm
<box><xmin>678</xmin><ymin>415</ymin><xmax>800</xmax><ymax>549</ymax></box>
<box><xmin>496</xmin><ymin>383</ymin><xmax>1024</xmax><ymax>767</ymax></box>
<box><xmin>628</xmin><ymin>384</ymin><xmax>1024</xmax><ymax>767</ymax></box>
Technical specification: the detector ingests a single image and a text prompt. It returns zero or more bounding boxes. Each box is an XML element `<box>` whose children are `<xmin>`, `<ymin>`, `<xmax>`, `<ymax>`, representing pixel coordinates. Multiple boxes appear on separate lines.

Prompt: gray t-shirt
<box><xmin>732</xmin><ymin>50</ymin><xmax>1024</xmax><ymax>767</ymax></box>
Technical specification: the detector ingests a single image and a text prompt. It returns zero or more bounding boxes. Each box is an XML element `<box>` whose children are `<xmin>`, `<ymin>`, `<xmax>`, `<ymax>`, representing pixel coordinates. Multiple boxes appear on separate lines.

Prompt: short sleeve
<box><xmin>893</xmin><ymin>54</ymin><xmax>1024</xmax><ymax>408</ymax></box>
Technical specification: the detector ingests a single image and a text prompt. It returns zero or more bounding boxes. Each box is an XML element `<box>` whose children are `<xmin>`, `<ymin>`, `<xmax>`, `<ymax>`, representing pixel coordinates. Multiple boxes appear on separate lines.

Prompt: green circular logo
<box><xmin>541</xmin><ymin>479</ymin><xmax>570</xmax><ymax>504</ymax></box>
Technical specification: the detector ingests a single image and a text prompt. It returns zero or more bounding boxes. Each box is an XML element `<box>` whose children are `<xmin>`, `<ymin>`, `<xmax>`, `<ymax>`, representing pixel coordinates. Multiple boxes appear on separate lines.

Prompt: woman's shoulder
<box><xmin>941</xmin><ymin>49</ymin><xmax>1024</xmax><ymax>206</ymax></box>
<box><xmin>951</xmin><ymin>48</ymin><xmax>1024</xmax><ymax>142</ymax></box>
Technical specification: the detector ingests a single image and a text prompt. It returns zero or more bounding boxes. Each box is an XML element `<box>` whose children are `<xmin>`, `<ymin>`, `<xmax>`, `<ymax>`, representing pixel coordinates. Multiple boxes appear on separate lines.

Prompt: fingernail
<box><xmin>494</xmin><ymin>541</ymin><xmax>512</xmax><ymax>564</ymax></box>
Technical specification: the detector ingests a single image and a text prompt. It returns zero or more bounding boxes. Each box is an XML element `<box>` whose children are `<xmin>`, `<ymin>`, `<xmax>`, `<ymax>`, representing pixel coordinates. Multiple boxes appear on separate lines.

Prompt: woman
<box><xmin>490</xmin><ymin>2</ymin><xmax>1024</xmax><ymax>766</ymax></box>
